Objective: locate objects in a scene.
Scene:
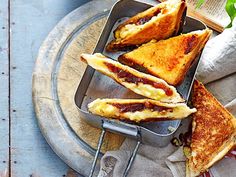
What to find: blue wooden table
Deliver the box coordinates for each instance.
[0,0,90,176]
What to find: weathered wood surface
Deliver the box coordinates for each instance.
[10,0,89,176]
[0,0,9,176]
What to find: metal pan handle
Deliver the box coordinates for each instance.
[89,121,141,177]
[103,120,139,138]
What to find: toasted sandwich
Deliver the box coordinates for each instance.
[88,98,196,122]
[81,53,184,103]
[119,29,212,86]
[106,0,187,51]
[185,80,236,177]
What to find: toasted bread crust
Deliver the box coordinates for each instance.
[106,0,187,51]
[119,29,212,86]
[186,80,236,177]
[88,98,196,123]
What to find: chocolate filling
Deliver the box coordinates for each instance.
[111,102,173,113]
[104,62,173,96]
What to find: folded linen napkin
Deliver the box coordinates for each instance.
[98,19,236,177]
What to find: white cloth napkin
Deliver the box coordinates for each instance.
[98,19,236,177]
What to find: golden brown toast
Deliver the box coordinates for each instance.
[185,80,236,177]
[80,53,184,103]
[118,29,212,86]
[106,0,187,51]
[88,98,196,123]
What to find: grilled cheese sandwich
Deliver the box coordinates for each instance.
[81,53,184,103]
[106,0,187,51]
[119,29,212,86]
[88,98,196,122]
[185,80,236,177]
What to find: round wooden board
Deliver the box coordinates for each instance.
[32,0,125,175]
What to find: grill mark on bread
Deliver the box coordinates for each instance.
[104,62,173,96]
[184,35,197,54]
[191,81,235,168]
[186,80,236,176]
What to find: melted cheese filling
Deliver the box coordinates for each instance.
[88,99,196,122]
[123,106,193,121]
[123,82,167,101]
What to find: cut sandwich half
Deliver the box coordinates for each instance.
[81,53,184,103]
[119,29,212,86]
[106,0,187,51]
[185,80,236,177]
[88,98,196,122]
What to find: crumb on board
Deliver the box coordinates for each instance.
[168,126,176,132]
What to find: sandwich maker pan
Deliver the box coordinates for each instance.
[74,0,206,176]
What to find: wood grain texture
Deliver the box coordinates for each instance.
[10,0,89,176]
[0,0,9,176]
